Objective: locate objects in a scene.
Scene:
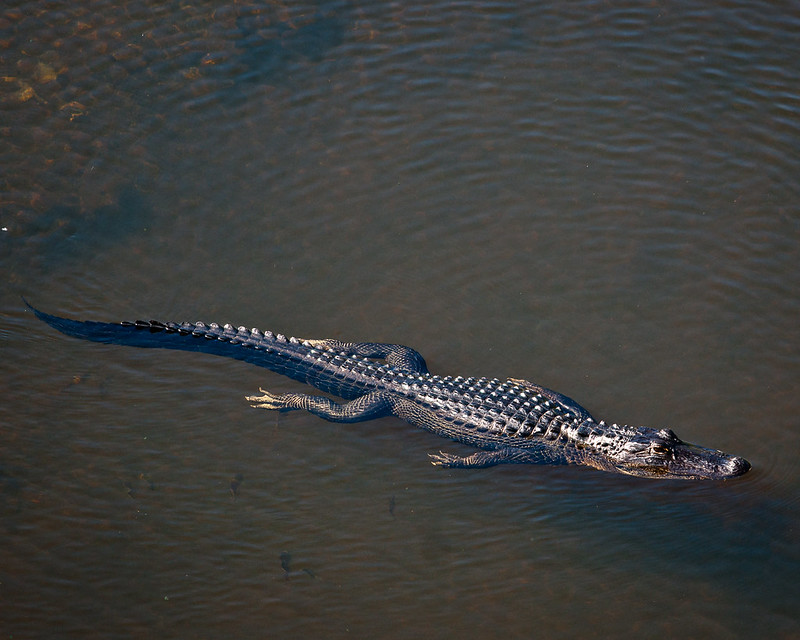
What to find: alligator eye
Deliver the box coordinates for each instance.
[650,444,670,456]
[658,428,678,442]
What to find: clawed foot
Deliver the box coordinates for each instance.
[428,450,464,467]
[246,387,288,411]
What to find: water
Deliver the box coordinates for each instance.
[2,0,799,637]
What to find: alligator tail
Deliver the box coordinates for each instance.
[25,299,154,345]
[23,299,322,388]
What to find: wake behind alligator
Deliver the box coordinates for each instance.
[28,303,750,480]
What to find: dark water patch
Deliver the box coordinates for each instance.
[235,5,347,79]
[10,184,154,273]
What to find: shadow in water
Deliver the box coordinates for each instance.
[233,6,348,84]
[23,184,155,271]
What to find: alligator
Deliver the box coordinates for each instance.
[28,303,750,480]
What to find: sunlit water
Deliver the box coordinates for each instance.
[2,1,799,638]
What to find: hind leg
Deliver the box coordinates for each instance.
[306,339,429,374]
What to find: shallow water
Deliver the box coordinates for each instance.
[2,1,799,638]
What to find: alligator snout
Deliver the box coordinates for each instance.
[724,455,751,477]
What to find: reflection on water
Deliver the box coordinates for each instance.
[1,0,799,638]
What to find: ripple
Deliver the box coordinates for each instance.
[3,0,800,638]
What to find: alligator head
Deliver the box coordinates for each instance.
[607,427,750,480]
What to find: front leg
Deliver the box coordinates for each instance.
[246,388,396,423]
[429,447,545,468]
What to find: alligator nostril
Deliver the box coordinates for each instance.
[728,456,751,476]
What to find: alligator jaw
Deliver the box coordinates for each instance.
[615,441,751,480]
[672,444,751,480]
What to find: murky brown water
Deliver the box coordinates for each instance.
[2,1,799,638]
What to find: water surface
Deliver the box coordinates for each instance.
[2,1,799,638]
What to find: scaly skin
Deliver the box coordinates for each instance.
[27,303,750,480]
